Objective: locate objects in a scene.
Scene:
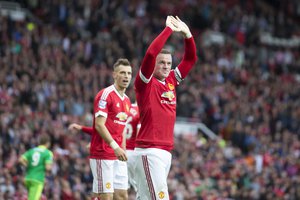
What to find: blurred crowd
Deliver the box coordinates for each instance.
[0,0,300,199]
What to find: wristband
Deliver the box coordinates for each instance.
[110,140,119,150]
[185,32,192,39]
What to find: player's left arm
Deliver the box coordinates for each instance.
[45,151,53,171]
[174,16,198,81]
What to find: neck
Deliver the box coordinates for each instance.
[154,74,165,82]
[114,84,125,96]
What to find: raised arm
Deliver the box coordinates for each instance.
[139,16,180,80]
[175,16,197,80]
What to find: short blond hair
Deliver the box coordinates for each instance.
[113,58,131,71]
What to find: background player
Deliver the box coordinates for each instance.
[19,134,53,200]
[133,16,197,199]
[123,99,140,193]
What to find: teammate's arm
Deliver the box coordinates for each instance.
[68,123,93,135]
[95,116,128,161]
[174,16,197,80]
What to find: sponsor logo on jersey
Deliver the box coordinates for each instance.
[114,112,128,125]
[161,91,175,101]
[168,83,174,90]
[116,112,128,121]
[158,191,165,199]
[98,100,107,109]
[106,182,111,189]
[161,100,176,105]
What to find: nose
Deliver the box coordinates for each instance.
[125,73,131,78]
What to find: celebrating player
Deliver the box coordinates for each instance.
[133,16,197,199]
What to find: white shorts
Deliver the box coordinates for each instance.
[134,148,172,200]
[90,159,128,193]
[127,150,137,191]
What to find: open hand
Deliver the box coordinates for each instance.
[166,15,180,32]
[176,16,192,38]
[68,123,82,131]
[114,147,128,162]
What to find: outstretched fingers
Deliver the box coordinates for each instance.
[166,15,180,32]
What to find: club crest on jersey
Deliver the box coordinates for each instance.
[130,108,137,116]
[158,191,165,199]
[116,112,128,121]
[126,104,129,112]
[105,182,111,189]
[98,100,107,109]
[168,83,174,90]
[161,91,175,101]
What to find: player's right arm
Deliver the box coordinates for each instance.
[135,16,179,88]
[18,155,28,167]
[95,116,128,161]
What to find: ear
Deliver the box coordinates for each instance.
[112,71,117,79]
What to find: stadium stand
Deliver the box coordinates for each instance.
[0,0,299,199]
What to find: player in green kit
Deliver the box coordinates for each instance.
[19,134,53,200]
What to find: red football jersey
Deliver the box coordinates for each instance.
[125,103,140,150]
[134,27,197,151]
[134,71,179,151]
[90,85,131,159]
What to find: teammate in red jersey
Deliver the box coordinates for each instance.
[69,100,140,193]
[90,58,132,200]
[123,101,140,192]
[133,16,197,199]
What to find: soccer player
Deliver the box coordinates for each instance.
[19,134,53,200]
[123,101,140,192]
[68,99,140,193]
[133,16,197,199]
[90,58,132,200]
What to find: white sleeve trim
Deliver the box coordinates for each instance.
[95,110,107,118]
[175,67,183,82]
[139,70,152,84]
